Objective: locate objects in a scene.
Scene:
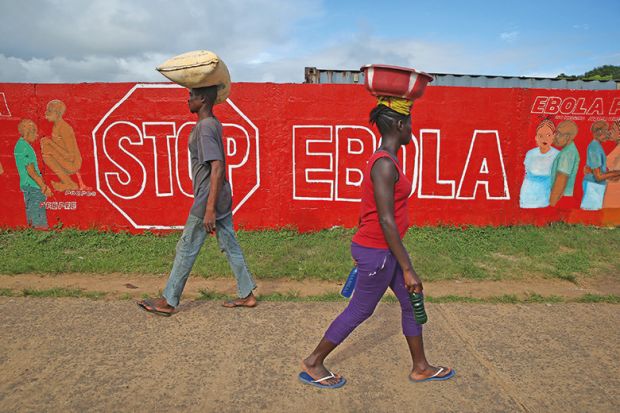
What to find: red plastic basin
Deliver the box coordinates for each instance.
[360,64,433,100]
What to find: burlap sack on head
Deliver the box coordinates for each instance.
[156,50,231,104]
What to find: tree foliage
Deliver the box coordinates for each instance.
[556,65,620,81]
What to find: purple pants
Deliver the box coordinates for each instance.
[324,242,422,345]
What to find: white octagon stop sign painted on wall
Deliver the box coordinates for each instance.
[92,84,260,229]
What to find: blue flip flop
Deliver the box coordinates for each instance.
[409,367,456,383]
[298,371,346,389]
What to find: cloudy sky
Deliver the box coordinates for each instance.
[1,0,619,83]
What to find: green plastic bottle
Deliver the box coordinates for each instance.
[409,292,428,324]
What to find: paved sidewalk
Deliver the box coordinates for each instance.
[0,297,618,412]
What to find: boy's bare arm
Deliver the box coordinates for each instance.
[64,123,80,156]
[25,164,52,196]
[592,167,620,182]
[203,160,224,233]
[46,127,68,152]
[53,123,80,160]
[549,173,568,207]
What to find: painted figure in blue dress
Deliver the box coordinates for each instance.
[520,119,559,208]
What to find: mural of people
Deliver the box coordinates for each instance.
[519,119,559,208]
[13,119,52,228]
[41,99,91,191]
[549,120,580,207]
[580,121,620,210]
[602,120,620,209]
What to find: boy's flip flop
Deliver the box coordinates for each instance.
[222,299,257,308]
[298,371,346,389]
[409,367,456,383]
[137,299,175,317]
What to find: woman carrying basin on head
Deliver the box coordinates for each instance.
[299,66,455,388]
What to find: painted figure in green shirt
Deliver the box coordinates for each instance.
[549,120,580,207]
[13,119,52,228]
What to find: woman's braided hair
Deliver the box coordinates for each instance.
[369,104,409,135]
[536,118,555,133]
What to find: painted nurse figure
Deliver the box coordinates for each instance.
[519,119,559,208]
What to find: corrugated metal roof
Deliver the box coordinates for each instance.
[304,67,620,90]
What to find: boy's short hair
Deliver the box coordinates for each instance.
[17,119,36,135]
[47,99,67,116]
[591,120,609,134]
[557,120,578,137]
[191,86,218,105]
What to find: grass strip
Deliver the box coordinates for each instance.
[0,288,107,300]
[573,293,620,303]
[1,224,618,282]
[0,288,617,304]
[0,288,15,297]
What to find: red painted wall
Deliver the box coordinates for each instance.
[1,82,619,232]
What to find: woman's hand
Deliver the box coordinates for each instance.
[403,269,423,294]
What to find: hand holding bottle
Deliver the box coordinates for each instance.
[403,268,423,294]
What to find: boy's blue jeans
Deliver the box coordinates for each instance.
[162,213,256,307]
[22,187,48,228]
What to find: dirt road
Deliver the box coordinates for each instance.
[1,297,618,412]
